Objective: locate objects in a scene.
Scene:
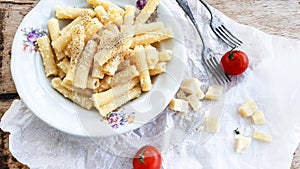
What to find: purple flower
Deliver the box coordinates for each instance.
[103,110,136,129]
[111,124,119,129]
[136,0,147,10]
[119,117,126,125]
[27,31,40,44]
[21,27,47,53]
[109,112,118,117]
[109,117,119,123]
[108,112,119,123]
[22,28,46,45]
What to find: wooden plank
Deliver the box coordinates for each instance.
[0,2,38,94]
[206,0,300,40]
[0,0,37,4]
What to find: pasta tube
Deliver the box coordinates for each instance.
[37,36,58,77]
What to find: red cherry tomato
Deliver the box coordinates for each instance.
[221,50,249,75]
[133,145,162,169]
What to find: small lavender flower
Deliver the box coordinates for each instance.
[21,27,47,53]
[103,110,136,129]
[119,117,126,126]
[111,124,119,129]
[23,28,46,45]
[109,112,118,117]
[108,112,119,123]
[27,29,41,44]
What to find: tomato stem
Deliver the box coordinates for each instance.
[228,51,235,60]
[138,146,147,165]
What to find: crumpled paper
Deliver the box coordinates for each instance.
[1,0,300,168]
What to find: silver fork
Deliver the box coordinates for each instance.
[176,0,231,84]
[199,0,243,48]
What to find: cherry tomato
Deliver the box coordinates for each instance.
[133,145,162,169]
[221,50,249,75]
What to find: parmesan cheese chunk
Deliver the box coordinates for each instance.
[205,115,220,133]
[253,129,272,142]
[238,99,258,117]
[205,85,223,100]
[145,45,159,69]
[197,89,205,100]
[176,90,187,100]
[180,78,201,94]
[187,95,202,111]
[251,110,266,124]
[235,136,252,153]
[149,62,166,76]
[169,98,189,113]
[158,50,172,62]
[180,78,205,99]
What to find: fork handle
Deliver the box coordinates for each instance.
[175,0,204,45]
[198,0,213,19]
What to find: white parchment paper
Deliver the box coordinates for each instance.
[1,0,300,168]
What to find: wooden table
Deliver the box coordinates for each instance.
[0,0,299,168]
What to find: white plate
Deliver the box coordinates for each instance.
[11,0,186,137]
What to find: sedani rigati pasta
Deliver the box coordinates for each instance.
[36,0,174,117]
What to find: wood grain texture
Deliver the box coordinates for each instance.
[0,0,299,168]
[0,1,38,93]
[206,0,300,40]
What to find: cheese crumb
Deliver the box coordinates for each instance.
[195,125,204,132]
[238,99,258,117]
[244,127,251,137]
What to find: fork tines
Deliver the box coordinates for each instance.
[199,0,243,48]
[214,25,243,48]
[204,57,231,84]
